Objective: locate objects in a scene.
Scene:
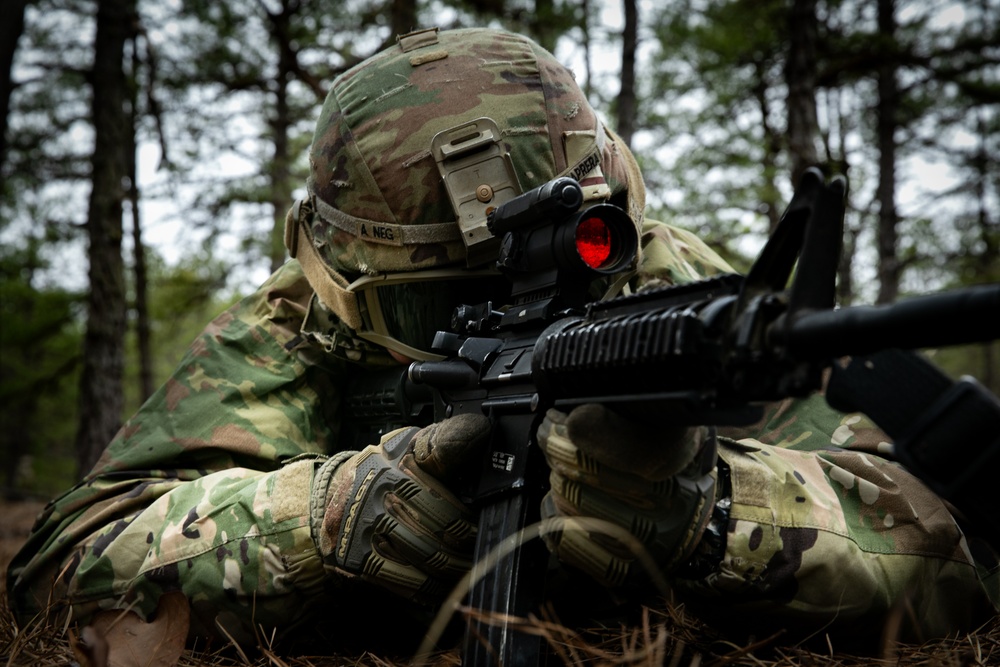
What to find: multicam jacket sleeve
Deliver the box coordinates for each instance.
[8,220,998,649]
[701,397,998,645]
[7,261,354,644]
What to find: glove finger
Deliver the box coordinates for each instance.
[355,446,477,569]
[411,413,491,484]
[539,412,674,500]
[372,507,473,578]
[544,468,715,572]
[359,552,459,605]
[564,404,701,480]
[548,468,670,523]
[384,478,478,553]
[540,492,636,588]
[377,423,479,539]
[325,431,474,574]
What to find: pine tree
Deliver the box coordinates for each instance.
[75,0,136,475]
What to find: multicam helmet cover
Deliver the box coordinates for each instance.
[286,26,644,290]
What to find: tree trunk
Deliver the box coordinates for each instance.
[581,0,594,100]
[130,43,153,402]
[616,0,638,147]
[752,64,782,233]
[785,0,821,186]
[390,0,418,37]
[824,87,857,306]
[973,112,998,389]
[837,221,858,305]
[875,0,900,305]
[75,0,134,476]
[0,0,28,170]
[532,0,558,54]
[268,0,295,274]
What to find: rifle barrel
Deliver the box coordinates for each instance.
[776,284,1000,359]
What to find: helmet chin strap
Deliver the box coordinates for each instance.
[284,199,364,331]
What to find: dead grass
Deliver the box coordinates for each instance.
[2,498,997,666]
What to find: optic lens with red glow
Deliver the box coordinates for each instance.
[575,216,614,269]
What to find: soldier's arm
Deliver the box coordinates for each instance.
[622,228,997,640]
[7,261,348,643]
[634,218,736,288]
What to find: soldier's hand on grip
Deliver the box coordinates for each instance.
[316,414,489,604]
[537,404,718,587]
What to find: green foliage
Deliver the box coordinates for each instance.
[1,0,92,487]
[639,0,998,304]
[122,250,242,417]
[930,343,1000,396]
[0,239,83,497]
[0,239,242,496]
[641,0,790,262]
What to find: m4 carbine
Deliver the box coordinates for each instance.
[345,169,1000,666]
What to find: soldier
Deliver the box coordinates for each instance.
[8,26,997,657]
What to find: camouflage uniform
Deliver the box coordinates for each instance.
[8,26,997,651]
[9,227,997,647]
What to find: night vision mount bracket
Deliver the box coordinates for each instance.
[432,118,523,268]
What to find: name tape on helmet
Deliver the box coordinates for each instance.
[562,126,611,201]
[306,180,462,247]
[567,149,601,183]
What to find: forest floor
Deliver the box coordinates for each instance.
[1,497,997,666]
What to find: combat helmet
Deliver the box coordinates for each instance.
[285,26,646,360]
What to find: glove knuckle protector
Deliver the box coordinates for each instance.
[317,416,488,603]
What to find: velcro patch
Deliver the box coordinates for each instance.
[398,27,440,52]
[411,50,448,66]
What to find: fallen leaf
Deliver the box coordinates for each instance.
[85,591,190,667]
[70,624,110,667]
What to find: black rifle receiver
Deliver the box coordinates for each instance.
[343,170,1000,666]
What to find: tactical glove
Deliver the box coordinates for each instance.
[316,414,489,604]
[537,404,718,588]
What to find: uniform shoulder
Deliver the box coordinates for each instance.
[637,218,736,287]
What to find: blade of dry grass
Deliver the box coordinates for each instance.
[2,498,998,667]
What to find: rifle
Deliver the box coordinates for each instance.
[344,169,1000,666]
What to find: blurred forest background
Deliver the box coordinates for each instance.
[1,0,997,499]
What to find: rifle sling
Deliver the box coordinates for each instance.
[826,348,1000,546]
